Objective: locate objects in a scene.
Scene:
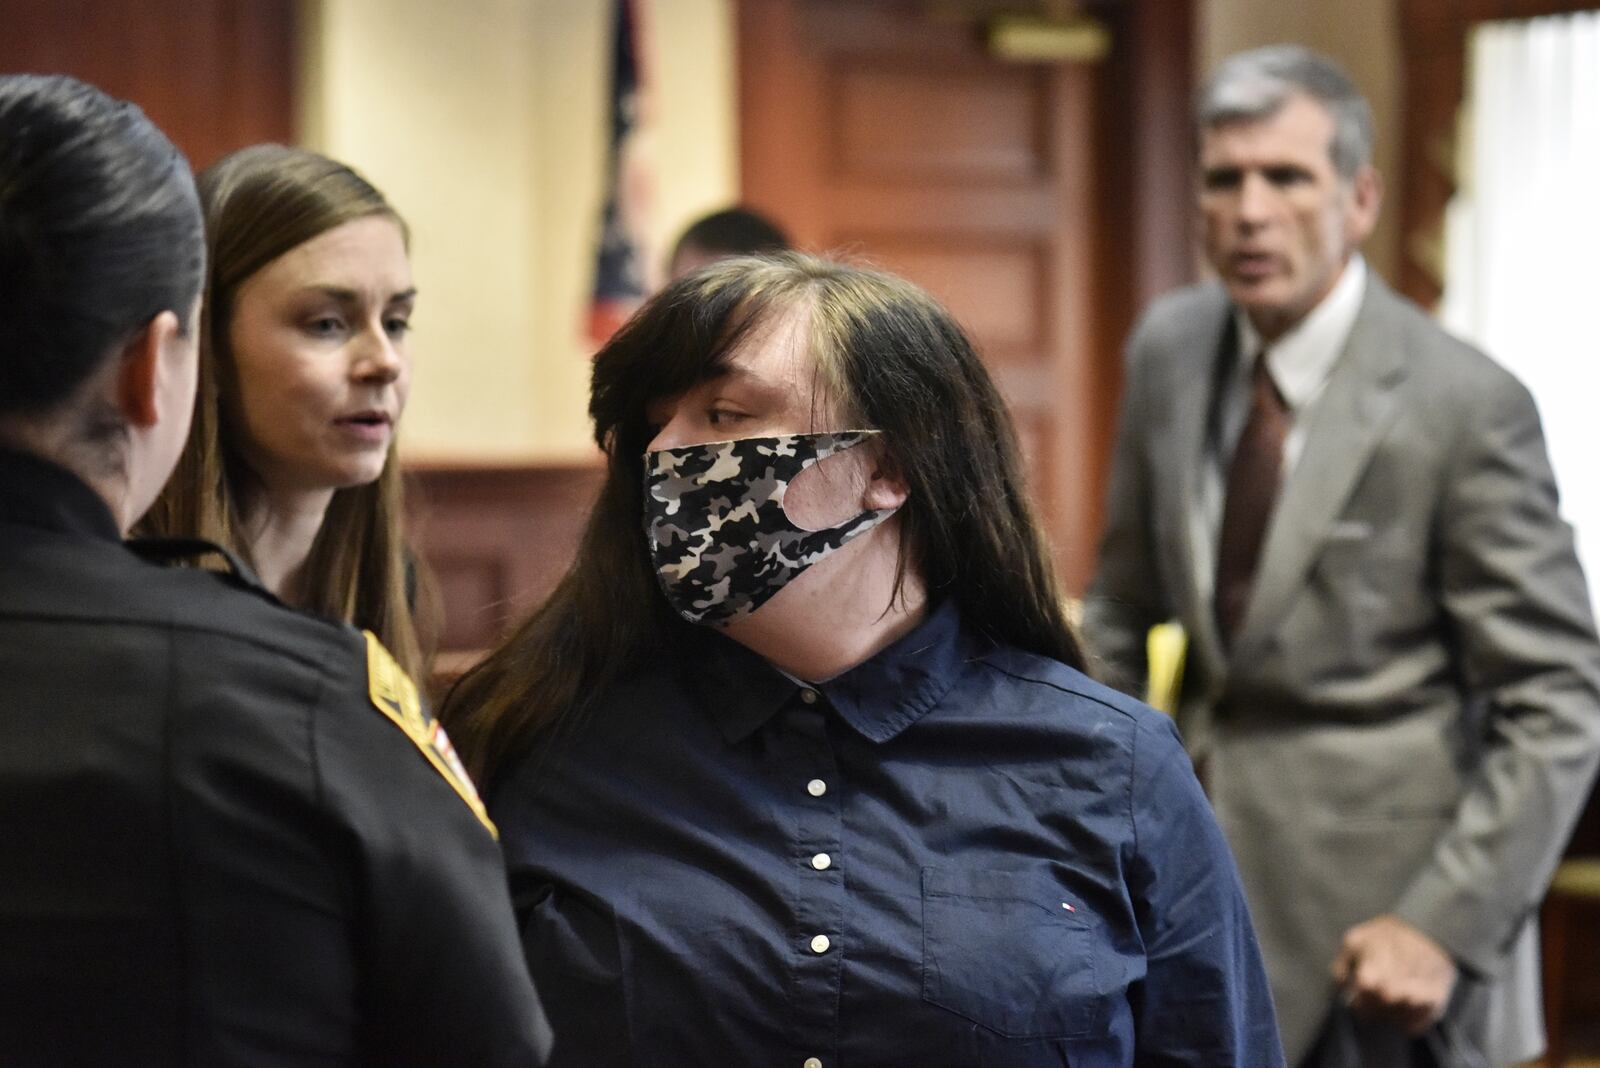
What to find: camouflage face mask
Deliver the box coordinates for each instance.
[644,430,899,626]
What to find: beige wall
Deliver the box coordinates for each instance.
[301,0,737,462]
[1199,0,1403,283]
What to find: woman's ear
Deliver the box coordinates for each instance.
[114,313,171,428]
[863,443,909,511]
[115,310,191,429]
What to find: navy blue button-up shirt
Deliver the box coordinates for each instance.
[493,601,1283,1066]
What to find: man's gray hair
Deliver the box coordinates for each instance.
[1198,45,1374,179]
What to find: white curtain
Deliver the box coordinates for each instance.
[1440,11,1600,616]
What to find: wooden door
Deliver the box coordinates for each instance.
[738,0,1187,594]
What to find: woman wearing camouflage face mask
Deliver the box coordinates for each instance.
[442,253,1283,1065]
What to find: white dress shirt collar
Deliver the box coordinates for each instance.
[1234,255,1368,411]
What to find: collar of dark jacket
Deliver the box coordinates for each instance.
[688,598,980,746]
[0,445,122,543]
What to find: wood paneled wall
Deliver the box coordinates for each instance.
[0,0,296,170]
[405,462,603,674]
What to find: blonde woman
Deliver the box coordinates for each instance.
[144,145,428,677]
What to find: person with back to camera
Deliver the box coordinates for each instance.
[441,252,1285,1065]
[0,74,552,1065]
[1083,44,1600,1066]
[666,204,791,280]
[141,144,431,679]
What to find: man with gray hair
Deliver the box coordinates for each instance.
[1085,44,1600,1066]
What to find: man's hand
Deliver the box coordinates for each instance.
[1331,915,1458,1035]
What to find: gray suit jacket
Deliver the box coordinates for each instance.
[1084,275,1600,1066]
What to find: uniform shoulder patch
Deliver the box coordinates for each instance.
[363,631,496,838]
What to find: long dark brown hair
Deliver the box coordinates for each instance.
[139,145,430,678]
[442,252,1082,784]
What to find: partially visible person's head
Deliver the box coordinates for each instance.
[667,207,790,281]
[0,74,204,525]
[1195,45,1381,341]
[1200,45,1373,180]
[143,145,427,674]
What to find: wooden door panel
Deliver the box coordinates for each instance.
[741,0,1103,589]
[822,186,1060,230]
[841,238,1051,361]
[829,63,1050,182]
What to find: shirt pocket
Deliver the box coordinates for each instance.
[920,867,1106,1040]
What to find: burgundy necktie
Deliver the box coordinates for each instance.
[1214,351,1290,646]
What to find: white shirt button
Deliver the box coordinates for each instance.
[800,688,818,705]
[804,1059,823,1068]
[810,934,831,954]
[811,852,832,871]
[807,778,827,797]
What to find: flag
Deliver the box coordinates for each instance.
[588,0,654,348]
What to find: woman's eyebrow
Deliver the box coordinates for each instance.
[720,365,787,397]
[294,285,419,304]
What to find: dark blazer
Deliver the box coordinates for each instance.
[0,448,552,1066]
[1084,275,1600,1065]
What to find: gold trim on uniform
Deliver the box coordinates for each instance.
[364,631,497,838]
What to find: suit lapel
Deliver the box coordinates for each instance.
[1229,279,1410,661]
[1157,295,1233,686]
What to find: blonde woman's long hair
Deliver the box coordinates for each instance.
[141,145,430,679]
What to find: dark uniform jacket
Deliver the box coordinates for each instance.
[0,448,552,1066]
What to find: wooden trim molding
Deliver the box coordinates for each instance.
[1091,0,1197,491]
[1397,0,1600,309]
